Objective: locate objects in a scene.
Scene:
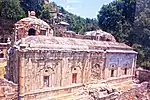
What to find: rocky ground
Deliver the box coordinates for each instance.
[74,81,150,100]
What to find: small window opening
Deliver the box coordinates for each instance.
[4,38,7,43]
[28,28,36,36]
[111,70,114,77]
[72,73,77,83]
[74,68,76,70]
[0,38,3,43]
[124,68,128,75]
[0,38,7,43]
[45,70,48,72]
[106,39,110,41]
[0,50,4,58]
[44,76,49,87]
[0,53,4,58]
[40,30,46,35]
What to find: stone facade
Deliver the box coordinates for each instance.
[6,11,138,100]
[0,78,18,100]
[11,38,137,100]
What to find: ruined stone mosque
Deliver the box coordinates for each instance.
[0,11,137,100]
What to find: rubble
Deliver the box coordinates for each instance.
[74,85,119,100]
[75,81,150,100]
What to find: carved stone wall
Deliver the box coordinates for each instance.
[19,51,94,99]
[90,52,103,80]
[0,78,18,100]
[105,53,136,79]
[15,50,136,100]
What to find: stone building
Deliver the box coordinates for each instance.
[57,21,70,32]
[14,11,53,41]
[6,11,137,100]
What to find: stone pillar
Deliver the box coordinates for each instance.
[61,58,69,86]
[132,54,137,76]
[102,51,106,79]
[19,56,25,99]
[83,58,90,83]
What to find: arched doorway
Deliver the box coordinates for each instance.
[28,28,36,36]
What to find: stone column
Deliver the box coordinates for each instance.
[61,58,69,86]
[132,54,137,76]
[102,51,106,79]
[19,56,25,98]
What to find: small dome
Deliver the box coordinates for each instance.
[15,16,50,29]
[85,30,116,42]
[14,11,53,40]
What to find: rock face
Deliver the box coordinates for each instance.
[0,78,18,100]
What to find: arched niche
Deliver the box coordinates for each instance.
[42,66,55,88]
[109,64,117,77]
[71,66,82,84]
[91,64,101,79]
[92,64,101,72]
[122,63,130,75]
[28,28,36,36]
[109,63,118,70]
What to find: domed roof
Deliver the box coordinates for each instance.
[15,11,50,29]
[85,30,116,42]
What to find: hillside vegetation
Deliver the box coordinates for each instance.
[0,0,99,34]
[97,0,150,69]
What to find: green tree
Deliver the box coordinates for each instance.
[130,0,150,68]
[20,0,44,16]
[40,3,55,24]
[0,0,25,20]
[97,0,150,69]
[97,0,136,42]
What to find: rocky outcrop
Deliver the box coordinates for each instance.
[75,81,150,100]
[0,78,18,100]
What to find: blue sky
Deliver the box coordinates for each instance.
[51,0,113,18]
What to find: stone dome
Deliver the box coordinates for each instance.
[14,11,53,40]
[16,16,50,29]
[85,30,116,42]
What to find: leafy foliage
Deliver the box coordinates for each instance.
[0,0,25,20]
[97,0,150,69]
[1,0,149,69]
[50,2,99,34]
[97,0,136,42]
[66,14,99,34]
[20,0,44,16]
